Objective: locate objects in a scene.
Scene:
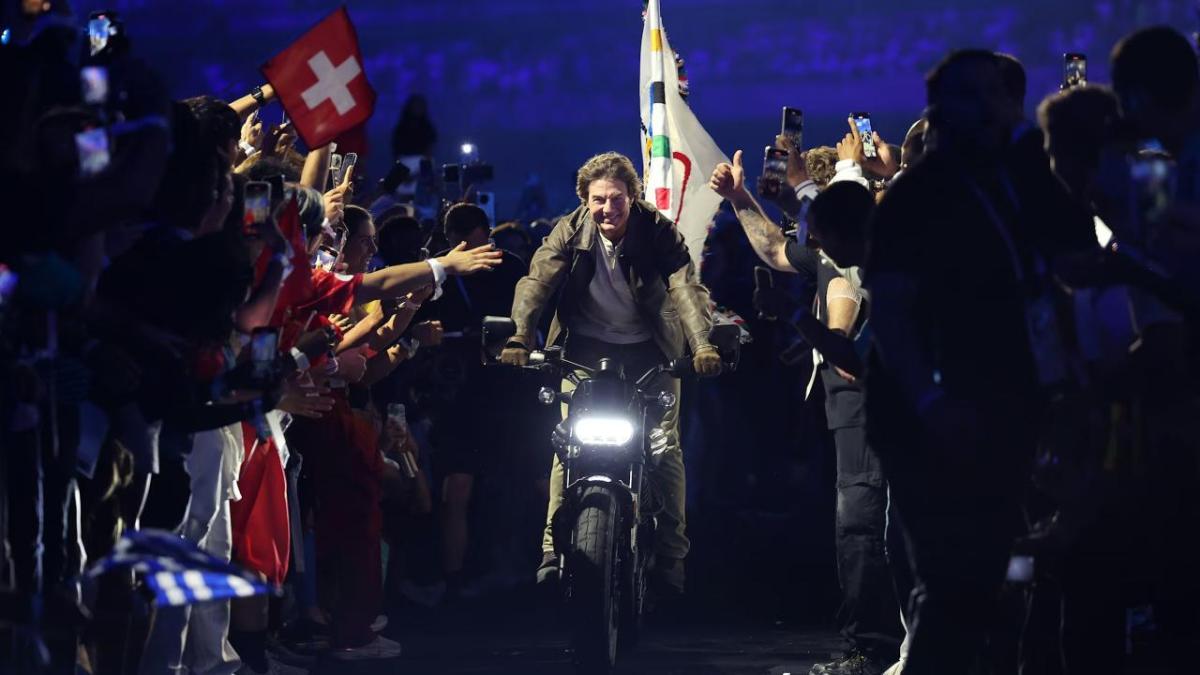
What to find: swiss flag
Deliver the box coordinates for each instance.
[253,196,314,327]
[262,6,376,149]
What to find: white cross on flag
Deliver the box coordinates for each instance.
[262,6,376,148]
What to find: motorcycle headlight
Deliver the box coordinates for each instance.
[573,417,635,447]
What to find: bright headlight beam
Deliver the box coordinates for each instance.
[573,417,635,447]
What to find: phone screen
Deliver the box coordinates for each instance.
[315,248,337,272]
[80,66,109,105]
[329,154,343,188]
[341,152,359,185]
[1130,151,1175,241]
[87,16,111,57]
[1063,53,1087,89]
[243,181,271,233]
[1006,555,1034,583]
[853,113,877,158]
[75,128,110,176]
[760,147,789,198]
[251,328,279,379]
[781,107,804,149]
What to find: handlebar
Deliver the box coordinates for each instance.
[521,349,690,389]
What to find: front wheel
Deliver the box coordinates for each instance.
[565,485,622,674]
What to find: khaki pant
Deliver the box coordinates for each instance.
[541,337,689,561]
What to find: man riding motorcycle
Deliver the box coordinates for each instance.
[500,151,722,595]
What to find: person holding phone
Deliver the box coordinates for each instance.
[710,155,903,675]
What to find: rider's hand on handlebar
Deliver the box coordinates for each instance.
[500,339,531,367]
[692,345,723,378]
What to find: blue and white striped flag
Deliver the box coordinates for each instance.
[86,529,273,607]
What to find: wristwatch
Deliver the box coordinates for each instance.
[251,85,266,105]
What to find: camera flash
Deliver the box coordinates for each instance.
[461,143,475,156]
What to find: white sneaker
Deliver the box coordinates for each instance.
[398,579,446,607]
[328,635,403,661]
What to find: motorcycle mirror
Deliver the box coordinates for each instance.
[481,315,516,359]
[708,323,743,370]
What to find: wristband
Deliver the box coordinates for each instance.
[425,258,446,301]
[289,347,310,372]
[239,140,257,157]
[251,85,266,105]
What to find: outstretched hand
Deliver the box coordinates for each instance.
[438,241,504,276]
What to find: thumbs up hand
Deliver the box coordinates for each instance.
[708,149,746,200]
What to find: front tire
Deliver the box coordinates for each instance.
[566,486,621,674]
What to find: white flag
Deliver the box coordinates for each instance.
[640,0,729,270]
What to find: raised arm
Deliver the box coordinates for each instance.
[708,150,797,273]
[230,83,276,120]
[301,144,333,191]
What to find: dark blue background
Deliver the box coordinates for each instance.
[83,0,1195,218]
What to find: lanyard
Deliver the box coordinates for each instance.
[454,275,475,315]
[964,174,1045,285]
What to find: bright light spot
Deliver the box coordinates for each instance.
[574,417,635,447]
[460,143,475,156]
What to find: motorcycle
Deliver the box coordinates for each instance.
[483,317,741,674]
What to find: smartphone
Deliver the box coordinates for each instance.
[267,173,286,210]
[1063,53,1087,89]
[243,181,271,235]
[852,113,878,158]
[1129,147,1175,242]
[329,153,344,189]
[340,152,358,186]
[80,66,109,106]
[1006,555,1034,583]
[314,248,338,272]
[251,327,279,380]
[87,14,112,57]
[75,127,110,176]
[442,163,461,185]
[781,106,804,149]
[759,146,789,199]
[754,266,774,291]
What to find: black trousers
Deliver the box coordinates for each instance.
[873,413,1034,675]
[833,425,902,662]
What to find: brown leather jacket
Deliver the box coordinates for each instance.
[510,200,713,359]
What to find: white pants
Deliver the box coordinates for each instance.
[140,428,241,675]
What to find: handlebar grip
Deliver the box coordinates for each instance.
[528,351,546,365]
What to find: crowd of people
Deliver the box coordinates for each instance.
[705,28,1200,675]
[1,2,1199,675]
